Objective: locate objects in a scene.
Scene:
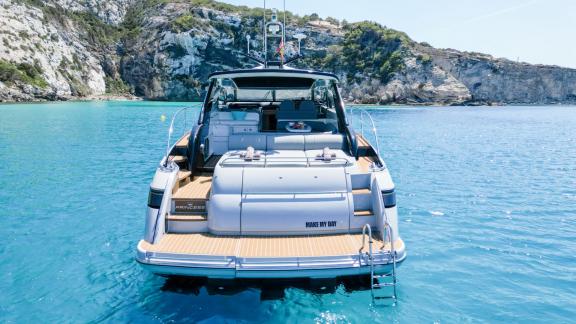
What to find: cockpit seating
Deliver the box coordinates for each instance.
[276,100,317,130]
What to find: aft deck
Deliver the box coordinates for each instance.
[140,233,403,258]
[137,233,406,278]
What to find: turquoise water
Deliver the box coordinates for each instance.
[1,101,575,323]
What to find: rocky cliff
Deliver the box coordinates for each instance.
[1,0,575,105]
[0,0,132,102]
[48,0,134,25]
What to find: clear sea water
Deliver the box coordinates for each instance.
[0,101,575,323]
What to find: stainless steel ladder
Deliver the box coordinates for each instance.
[360,224,398,303]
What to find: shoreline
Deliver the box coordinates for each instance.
[1,96,575,107]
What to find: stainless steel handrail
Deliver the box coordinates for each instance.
[348,108,381,155]
[219,156,352,168]
[164,107,189,167]
[384,221,398,298]
[151,168,179,244]
[242,192,346,196]
[359,223,373,255]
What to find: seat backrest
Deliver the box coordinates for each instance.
[277,100,317,121]
[276,100,296,120]
[212,111,259,124]
[212,111,234,121]
[228,134,267,150]
[304,134,345,150]
[266,135,305,150]
[295,100,317,119]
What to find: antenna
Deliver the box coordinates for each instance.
[243,33,265,65]
[294,33,306,55]
[263,0,267,65]
[246,34,251,54]
[259,1,291,68]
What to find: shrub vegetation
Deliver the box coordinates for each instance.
[0,59,49,88]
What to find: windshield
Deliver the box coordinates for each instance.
[227,89,311,101]
[205,76,342,133]
[210,77,337,106]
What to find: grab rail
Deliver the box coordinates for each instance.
[164,107,189,167]
[359,223,374,255]
[242,192,347,196]
[219,156,352,168]
[151,168,179,244]
[348,108,381,155]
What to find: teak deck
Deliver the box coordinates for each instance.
[175,134,189,147]
[356,134,371,149]
[357,156,376,172]
[142,233,403,258]
[173,174,212,199]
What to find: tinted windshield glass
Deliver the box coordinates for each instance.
[206,76,341,133]
[210,77,336,104]
[230,89,311,101]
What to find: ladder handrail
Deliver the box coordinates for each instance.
[360,224,375,301]
[164,107,189,167]
[359,223,374,255]
[383,221,398,299]
[360,224,374,301]
[360,221,398,303]
[348,108,381,155]
[379,186,398,301]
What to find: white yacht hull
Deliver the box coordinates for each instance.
[138,68,408,283]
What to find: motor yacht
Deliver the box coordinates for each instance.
[136,7,406,297]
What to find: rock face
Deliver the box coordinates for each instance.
[0,0,110,101]
[120,3,252,101]
[1,0,575,105]
[415,44,576,104]
[340,55,472,105]
[47,0,135,25]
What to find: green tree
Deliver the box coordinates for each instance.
[341,21,408,82]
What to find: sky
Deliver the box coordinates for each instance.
[220,0,576,68]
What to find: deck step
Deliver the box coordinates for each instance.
[167,214,207,221]
[170,155,187,163]
[178,170,191,182]
[352,187,372,211]
[173,174,212,200]
[350,173,371,190]
[175,135,189,148]
[166,214,208,233]
[354,210,374,217]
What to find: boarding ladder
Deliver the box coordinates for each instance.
[360,223,398,303]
